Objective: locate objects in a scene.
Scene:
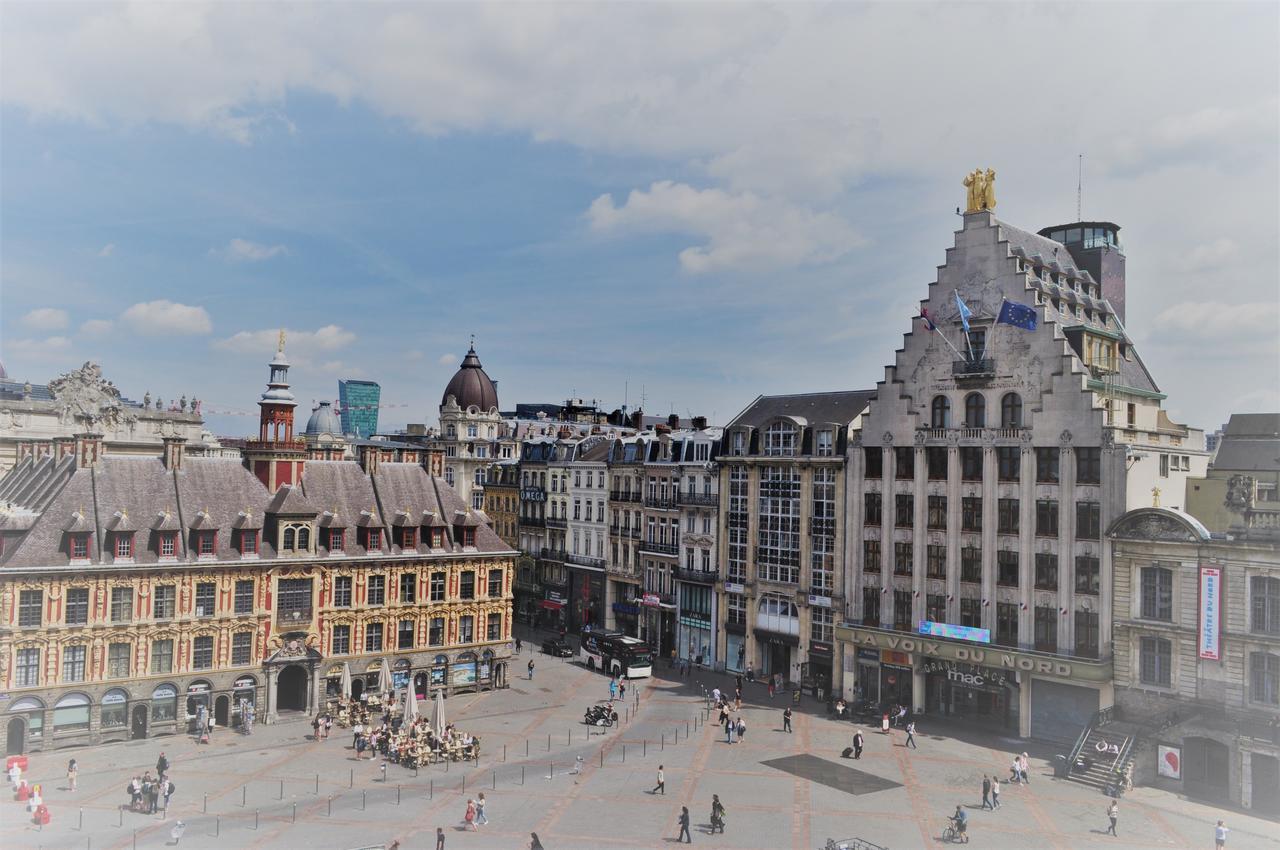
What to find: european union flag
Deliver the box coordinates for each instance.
[997,300,1037,331]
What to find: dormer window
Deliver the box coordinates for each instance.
[430,528,445,549]
[239,531,258,555]
[280,522,313,555]
[816,429,834,457]
[195,531,216,558]
[398,527,417,550]
[363,528,383,551]
[159,532,177,559]
[731,431,745,456]
[763,421,797,456]
[114,533,134,560]
[69,534,90,561]
[327,528,345,552]
[461,527,477,547]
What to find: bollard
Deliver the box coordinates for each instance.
[397,785,402,805]
[279,779,284,799]
[643,739,647,757]
[203,793,208,813]
[79,807,84,831]
[446,756,450,773]
[293,802,297,823]
[503,744,507,762]
[414,765,419,779]
[349,769,354,788]
[521,766,525,785]
[526,739,530,757]
[492,771,496,790]
[600,749,604,768]
[662,733,665,751]
[242,785,247,807]
[133,829,137,850]
[567,730,571,746]
[362,790,366,811]
[119,809,124,828]
[254,809,259,830]
[328,796,332,817]
[430,780,434,800]
[550,762,554,779]
[462,773,466,793]
[547,733,551,751]
[315,774,319,795]
[623,743,627,762]
[216,816,221,837]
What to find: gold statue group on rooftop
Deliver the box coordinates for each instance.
[963,167,997,213]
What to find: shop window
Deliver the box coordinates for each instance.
[101,689,128,729]
[151,684,178,723]
[53,693,92,732]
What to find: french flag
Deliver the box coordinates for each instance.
[918,308,938,332]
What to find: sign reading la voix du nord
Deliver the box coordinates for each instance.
[834,624,1112,682]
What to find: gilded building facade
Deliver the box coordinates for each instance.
[0,342,514,755]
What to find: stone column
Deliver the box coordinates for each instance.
[265,666,279,724]
[880,443,894,625]
[912,441,927,625]
[945,441,962,623]
[1019,438,1035,648]
[981,439,998,632]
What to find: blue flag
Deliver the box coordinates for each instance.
[954,291,973,332]
[997,300,1037,330]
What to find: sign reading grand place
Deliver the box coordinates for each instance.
[835,623,1113,682]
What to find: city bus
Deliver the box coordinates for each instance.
[579,631,653,679]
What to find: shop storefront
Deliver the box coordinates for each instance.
[677,583,714,666]
[834,623,1113,739]
[725,627,747,674]
[568,569,605,634]
[755,629,799,682]
[538,589,567,631]
[803,641,833,700]
[611,600,640,637]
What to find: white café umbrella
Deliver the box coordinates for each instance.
[403,682,419,723]
[379,658,393,694]
[340,662,353,699]
[430,689,446,735]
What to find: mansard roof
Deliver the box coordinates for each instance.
[727,390,876,431]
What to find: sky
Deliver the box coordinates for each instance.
[1,2,1277,438]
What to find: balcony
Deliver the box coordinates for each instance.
[540,549,568,564]
[674,566,717,585]
[610,524,641,539]
[567,553,606,570]
[952,357,995,379]
[610,490,641,503]
[519,516,546,528]
[915,426,1029,443]
[546,516,568,530]
[639,539,679,557]
[678,491,719,507]
[643,495,679,510]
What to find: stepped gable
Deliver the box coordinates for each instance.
[176,457,277,560]
[0,465,98,568]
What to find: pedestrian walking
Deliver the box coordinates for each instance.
[66,759,78,792]
[991,776,1001,809]
[652,765,666,795]
[515,637,522,653]
[710,794,726,834]
[464,798,477,830]
[156,752,169,778]
[435,827,446,850]
[783,707,793,733]
[163,777,176,810]
[1105,800,1118,836]
[609,678,618,701]
[725,721,735,744]
[1019,752,1031,784]
[736,717,746,741]
[353,722,364,750]
[677,805,692,843]
[1215,819,1229,848]
[528,659,535,681]
[619,681,626,702]
[169,821,186,844]
[981,775,992,810]
[734,687,742,710]
[767,679,775,698]
[312,715,322,741]
[853,730,864,759]
[529,833,545,850]
[905,721,917,749]
[1009,756,1022,785]
[475,792,488,825]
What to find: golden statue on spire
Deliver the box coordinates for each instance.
[277,328,286,353]
[963,168,997,213]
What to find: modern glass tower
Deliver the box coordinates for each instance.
[338,379,380,438]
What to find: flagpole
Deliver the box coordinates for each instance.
[918,313,965,359]
[955,290,975,360]
[980,298,1005,361]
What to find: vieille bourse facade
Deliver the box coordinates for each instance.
[0,346,515,756]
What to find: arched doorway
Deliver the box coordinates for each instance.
[350,677,364,702]
[414,672,429,699]
[1184,737,1229,802]
[131,705,148,739]
[277,665,309,712]
[5,717,24,756]
[214,695,230,728]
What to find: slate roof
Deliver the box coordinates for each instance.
[1212,413,1280,472]
[727,390,876,430]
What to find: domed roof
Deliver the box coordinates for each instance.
[304,400,343,437]
[441,345,499,412]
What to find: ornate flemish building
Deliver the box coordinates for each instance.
[437,345,517,511]
[0,361,216,475]
[0,341,514,755]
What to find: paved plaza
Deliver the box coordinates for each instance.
[3,644,1271,850]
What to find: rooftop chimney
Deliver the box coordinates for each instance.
[692,416,707,431]
[667,413,680,429]
[73,432,103,469]
[162,436,187,470]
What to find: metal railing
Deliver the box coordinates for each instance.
[567,553,606,569]
[643,496,679,510]
[673,566,717,585]
[678,491,719,507]
[640,540,680,556]
[546,517,568,529]
[609,490,641,502]
[952,358,995,377]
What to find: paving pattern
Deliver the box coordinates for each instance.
[2,640,1273,850]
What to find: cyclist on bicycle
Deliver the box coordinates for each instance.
[950,805,968,842]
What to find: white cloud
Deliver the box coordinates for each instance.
[97,242,115,257]
[22,307,69,330]
[213,324,357,360]
[213,237,288,262]
[1182,238,1238,271]
[80,318,114,336]
[1153,301,1280,339]
[6,335,72,356]
[587,181,860,273]
[437,353,456,366]
[120,300,213,335]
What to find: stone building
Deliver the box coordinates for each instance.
[0,341,514,755]
[606,436,645,636]
[436,345,516,510]
[484,460,521,548]
[835,209,1199,741]
[565,440,610,633]
[717,391,871,695]
[0,361,216,475]
[1108,507,1279,815]
[1186,413,1280,534]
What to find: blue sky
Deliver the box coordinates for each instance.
[2,3,1277,437]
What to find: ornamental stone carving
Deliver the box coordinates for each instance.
[48,361,138,430]
[914,430,927,446]
[882,432,894,447]
[1112,513,1199,542]
[1225,475,1256,513]
[1059,429,1073,446]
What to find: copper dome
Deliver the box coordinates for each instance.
[441,345,499,411]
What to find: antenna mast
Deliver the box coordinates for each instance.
[1077,154,1083,220]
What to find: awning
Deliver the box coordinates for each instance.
[540,600,564,610]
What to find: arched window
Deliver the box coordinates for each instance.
[283,526,295,550]
[965,393,986,428]
[931,396,951,429]
[296,526,310,551]
[150,684,178,723]
[1001,393,1023,428]
[101,688,129,729]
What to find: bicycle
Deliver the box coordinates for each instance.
[942,820,969,844]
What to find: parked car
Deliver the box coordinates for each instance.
[542,638,574,657]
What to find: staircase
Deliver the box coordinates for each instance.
[1066,726,1133,791]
